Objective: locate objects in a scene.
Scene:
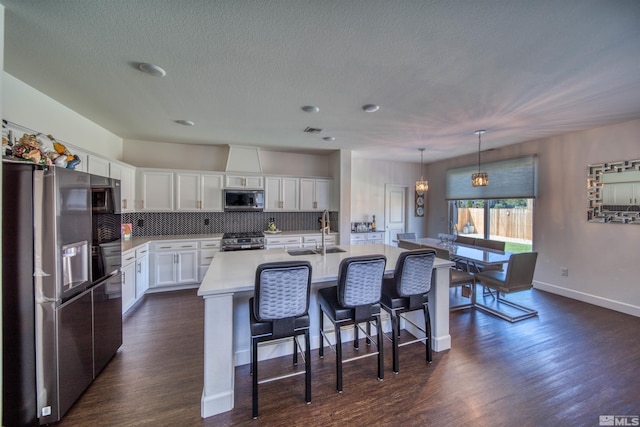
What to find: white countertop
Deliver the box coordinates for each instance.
[121,234,224,252]
[198,243,454,296]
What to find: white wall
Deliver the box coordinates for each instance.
[351,157,426,237]
[2,73,123,159]
[123,139,228,171]
[426,118,640,316]
[124,138,334,177]
[0,5,5,420]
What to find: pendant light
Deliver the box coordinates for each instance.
[415,148,429,192]
[471,130,489,187]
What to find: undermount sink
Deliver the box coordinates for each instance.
[287,247,347,256]
[287,249,317,256]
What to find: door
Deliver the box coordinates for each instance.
[384,184,406,246]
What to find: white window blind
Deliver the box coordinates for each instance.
[446,155,538,200]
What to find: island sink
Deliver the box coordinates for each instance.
[288,247,346,256]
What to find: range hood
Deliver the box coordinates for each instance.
[224,146,263,173]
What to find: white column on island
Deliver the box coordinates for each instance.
[201,293,234,418]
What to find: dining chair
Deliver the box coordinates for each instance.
[473,252,538,322]
[397,232,417,242]
[249,261,312,418]
[379,249,436,373]
[432,247,476,311]
[474,238,506,251]
[318,255,387,392]
[455,235,476,246]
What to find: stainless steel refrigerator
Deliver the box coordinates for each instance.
[3,162,123,426]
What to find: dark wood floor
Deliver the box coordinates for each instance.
[58,288,640,426]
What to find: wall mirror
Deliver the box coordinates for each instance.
[587,159,640,224]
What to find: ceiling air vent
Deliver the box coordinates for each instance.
[303,127,323,134]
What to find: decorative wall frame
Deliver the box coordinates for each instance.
[415,190,424,217]
[587,159,640,224]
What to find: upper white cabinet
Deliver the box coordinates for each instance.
[265,176,300,211]
[176,172,224,211]
[604,182,640,205]
[300,178,332,211]
[175,172,224,212]
[88,156,111,177]
[138,169,174,211]
[225,174,264,189]
[109,162,136,212]
[175,172,201,211]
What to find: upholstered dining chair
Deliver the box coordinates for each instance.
[474,252,538,322]
[397,232,417,240]
[249,261,312,418]
[432,247,476,312]
[318,255,387,392]
[379,249,437,373]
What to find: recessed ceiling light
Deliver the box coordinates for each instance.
[175,120,195,126]
[323,136,336,142]
[301,105,320,113]
[362,104,380,112]
[138,62,166,77]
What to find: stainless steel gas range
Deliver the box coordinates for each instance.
[221,232,265,251]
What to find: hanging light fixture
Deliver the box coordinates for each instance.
[471,130,489,187]
[415,148,429,192]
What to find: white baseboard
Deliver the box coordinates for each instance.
[534,280,640,317]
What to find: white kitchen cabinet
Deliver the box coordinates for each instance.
[265,236,302,249]
[350,232,384,245]
[109,162,136,212]
[135,245,149,298]
[613,182,640,205]
[175,172,201,211]
[199,239,221,281]
[88,155,111,178]
[201,174,224,211]
[69,146,90,173]
[302,234,336,248]
[150,241,199,288]
[300,178,332,211]
[265,176,300,211]
[138,169,174,211]
[225,174,263,189]
[121,250,136,314]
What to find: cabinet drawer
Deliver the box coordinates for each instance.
[350,234,367,242]
[266,236,302,245]
[368,233,384,240]
[199,240,221,249]
[200,249,217,266]
[152,241,198,251]
[303,235,322,243]
[122,249,136,265]
[135,245,149,258]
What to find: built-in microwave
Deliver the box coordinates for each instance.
[224,189,264,211]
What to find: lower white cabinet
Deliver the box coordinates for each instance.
[265,236,302,249]
[135,245,149,298]
[150,241,199,288]
[302,234,336,248]
[121,249,137,314]
[350,232,384,244]
[199,239,221,281]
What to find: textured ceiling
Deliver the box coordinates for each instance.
[3,0,640,163]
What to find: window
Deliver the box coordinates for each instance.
[451,198,533,253]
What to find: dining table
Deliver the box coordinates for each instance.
[398,237,514,309]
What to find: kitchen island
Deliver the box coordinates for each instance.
[197,243,454,418]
